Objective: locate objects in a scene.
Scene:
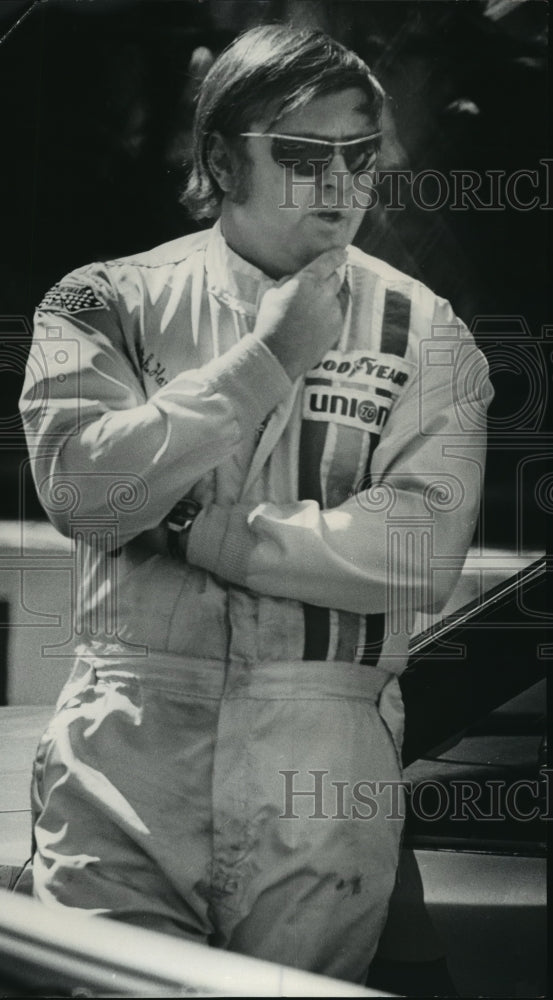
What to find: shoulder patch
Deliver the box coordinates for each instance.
[37,282,107,314]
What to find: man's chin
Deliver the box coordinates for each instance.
[297,236,350,269]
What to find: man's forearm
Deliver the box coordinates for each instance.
[21,327,291,547]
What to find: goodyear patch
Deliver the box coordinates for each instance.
[37,283,106,315]
[302,384,392,432]
[306,349,414,393]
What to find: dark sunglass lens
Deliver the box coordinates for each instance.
[346,139,379,172]
[272,139,331,176]
[346,141,379,173]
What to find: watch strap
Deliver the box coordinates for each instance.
[166,497,202,558]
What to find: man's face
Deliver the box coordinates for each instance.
[220,88,378,278]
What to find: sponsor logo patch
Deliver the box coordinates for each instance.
[306,349,413,393]
[302,385,392,432]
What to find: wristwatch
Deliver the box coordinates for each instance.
[166,497,202,559]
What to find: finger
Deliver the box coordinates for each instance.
[300,247,347,281]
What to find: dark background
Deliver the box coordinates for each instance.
[0,0,549,549]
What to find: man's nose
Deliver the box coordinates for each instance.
[320,150,351,186]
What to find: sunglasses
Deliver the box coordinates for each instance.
[240,131,382,176]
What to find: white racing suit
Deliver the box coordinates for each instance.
[20,221,493,982]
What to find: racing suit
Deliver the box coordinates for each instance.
[19,220,493,981]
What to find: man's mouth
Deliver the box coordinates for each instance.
[315,210,346,224]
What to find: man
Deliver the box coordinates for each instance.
[20,24,492,984]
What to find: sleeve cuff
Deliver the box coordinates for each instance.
[201,334,293,430]
[187,503,255,585]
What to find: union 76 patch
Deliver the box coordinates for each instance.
[303,384,393,432]
[37,282,106,315]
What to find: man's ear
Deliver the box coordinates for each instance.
[207,132,236,193]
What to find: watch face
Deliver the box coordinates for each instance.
[168,498,201,531]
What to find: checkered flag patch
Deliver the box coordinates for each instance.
[37,283,106,314]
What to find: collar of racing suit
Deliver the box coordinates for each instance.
[204,219,349,317]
